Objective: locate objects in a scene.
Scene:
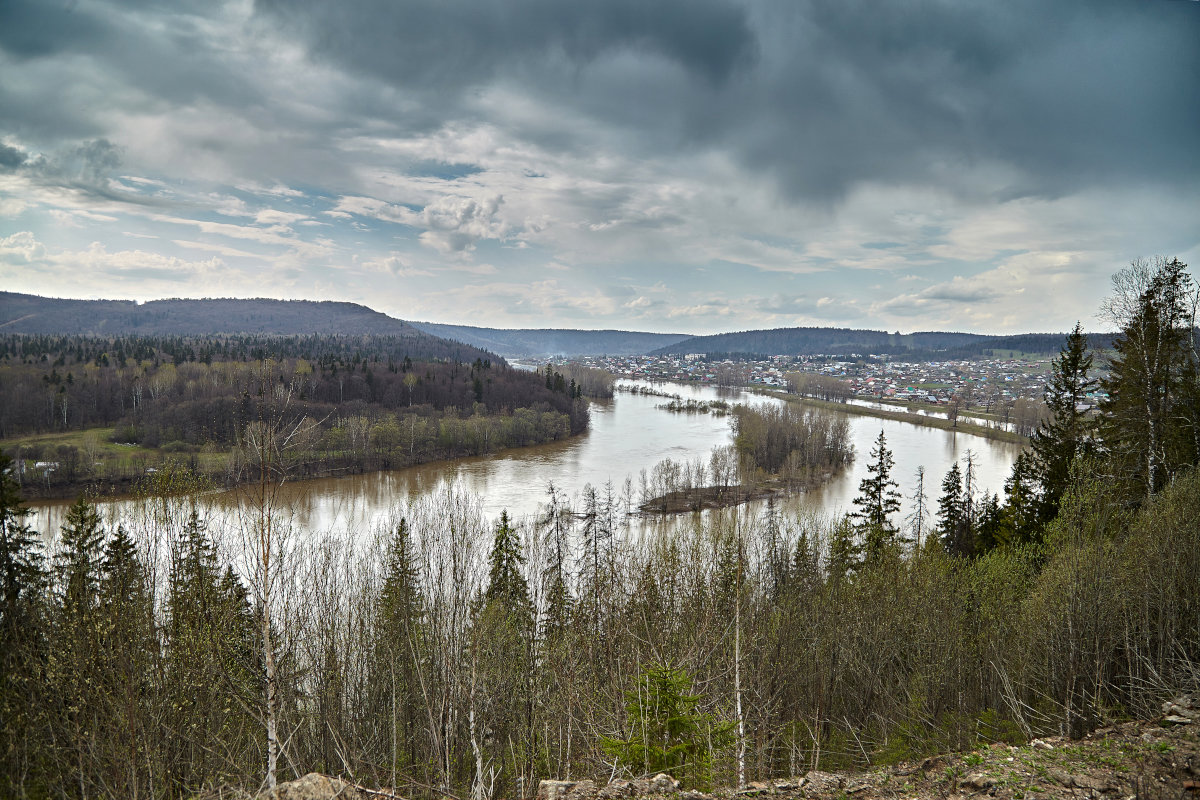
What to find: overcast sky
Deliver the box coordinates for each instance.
[2,0,1197,335]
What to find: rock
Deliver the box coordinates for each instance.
[960,773,996,791]
[1163,697,1198,725]
[257,773,372,800]
[737,780,772,796]
[1163,696,1198,719]
[1031,738,1054,750]
[650,773,681,792]
[596,779,627,799]
[541,779,601,800]
[800,771,844,795]
[567,780,598,800]
[540,780,580,800]
[1071,774,1112,792]
[1047,768,1073,786]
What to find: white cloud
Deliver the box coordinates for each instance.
[255,208,309,226]
[0,231,45,263]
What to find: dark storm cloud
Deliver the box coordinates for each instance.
[256,0,1200,202]
[13,136,165,205]
[0,0,266,145]
[0,143,28,170]
[256,0,757,91]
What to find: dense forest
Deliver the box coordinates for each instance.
[0,294,487,361]
[1,258,1197,800]
[0,333,591,493]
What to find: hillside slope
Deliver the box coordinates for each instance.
[0,292,496,362]
[250,709,1199,800]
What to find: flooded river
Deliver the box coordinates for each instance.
[29,381,1022,538]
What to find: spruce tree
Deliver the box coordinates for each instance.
[850,430,902,563]
[938,462,972,556]
[50,497,108,792]
[376,517,425,786]
[98,525,157,799]
[1029,322,1096,523]
[0,449,48,797]
[55,496,105,620]
[1001,451,1041,545]
[828,515,861,580]
[484,510,531,616]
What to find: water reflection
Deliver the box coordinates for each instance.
[29,381,1022,538]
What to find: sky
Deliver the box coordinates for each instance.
[1,0,1198,336]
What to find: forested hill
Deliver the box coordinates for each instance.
[653,327,1115,358]
[0,292,495,363]
[411,322,691,357]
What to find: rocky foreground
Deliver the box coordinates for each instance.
[249,700,1198,800]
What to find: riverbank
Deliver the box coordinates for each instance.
[3,409,589,501]
[757,390,1028,445]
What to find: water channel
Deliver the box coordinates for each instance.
[28,380,1022,539]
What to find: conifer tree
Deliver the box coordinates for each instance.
[55,496,105,620]
[540,483,573,642]
[98,524,157,799]
[484,510,532,616]
[50,497,108,792]
[0,449,48,797]
[476,510,535,798]
[376,517,425,787]
[1100,257,1199,500]
[905,466,930,552]
[938,462,972,556]
[974,492,1004,553]
[1001,451,1041,545]
[827,515,861,580]
[850,430,902,563]
[1029,322,1096,523]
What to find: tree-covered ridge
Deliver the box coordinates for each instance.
[0,333,588,492]
[0,292,494,361]
[653,327,1115,359]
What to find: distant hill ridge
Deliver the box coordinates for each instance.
[1,292,1110,359]
[650,326,1114,358]
[0,292,496,363]
[410,322,691,358]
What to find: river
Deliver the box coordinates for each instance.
[27,380,1022,538]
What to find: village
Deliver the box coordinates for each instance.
[570,351,1109,417]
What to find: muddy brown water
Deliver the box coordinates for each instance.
[28,381,1021,540]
